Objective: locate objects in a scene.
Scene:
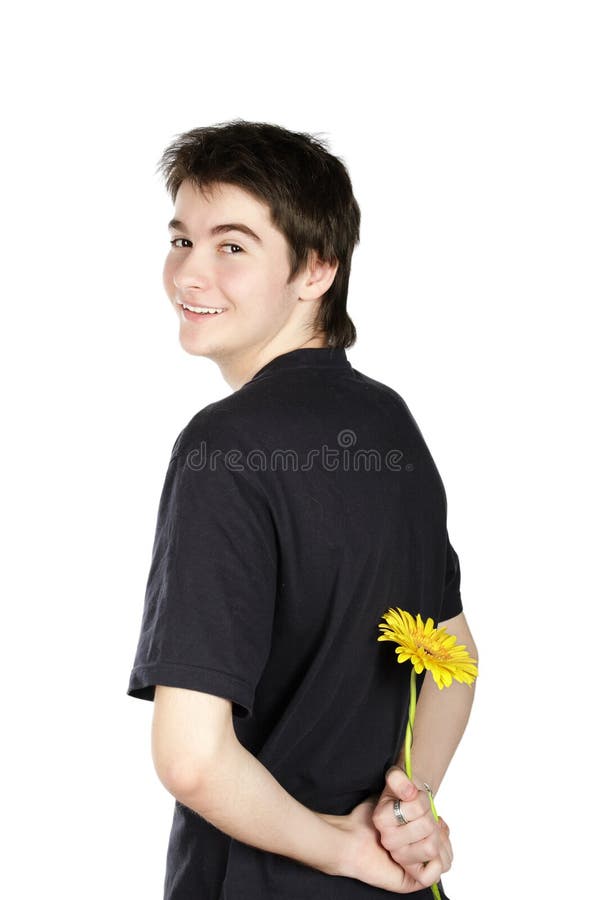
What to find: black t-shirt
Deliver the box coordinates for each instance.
[127,347,462,899]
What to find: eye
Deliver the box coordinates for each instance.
[170,238,192,248]
[221,243,244,254]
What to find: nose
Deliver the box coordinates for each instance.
[171,248,211,291]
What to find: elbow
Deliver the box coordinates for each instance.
[151,730,214,801]
[459,614,479,665]
[150,685,236,797]
[152,732,218,800]
[440,612,478,660]
[470,635,479,664]
[157,760,208,801]
[466,632,479,676]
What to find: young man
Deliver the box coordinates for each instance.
[127,120,477,899]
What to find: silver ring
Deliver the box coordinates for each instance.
[393,798,408,825]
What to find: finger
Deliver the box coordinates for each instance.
[374,799,436,846]
[391,791,433,824]
[384,765,419,802]
[404,855,444,889]
[373,791,432,834]
[389,832,443,867]
[439,822,453,870]
[399,821,452,884]
[378,812,440,857]
[439,840,452,874]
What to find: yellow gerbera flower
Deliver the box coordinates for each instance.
[377,608,478,690]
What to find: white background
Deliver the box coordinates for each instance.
[2,2,598,897]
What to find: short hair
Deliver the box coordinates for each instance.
[156,119,360,348]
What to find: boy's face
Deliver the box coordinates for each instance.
[163,179,332,382]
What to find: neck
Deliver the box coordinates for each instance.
[217,333,330,391]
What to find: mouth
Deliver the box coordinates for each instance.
[176,300,228,320]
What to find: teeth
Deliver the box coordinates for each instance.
[181,303,225,314]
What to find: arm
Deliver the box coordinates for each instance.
[151,685,443,892]
[395,611,478,795]
[151,684,347,877]
[368,612,477,877]
[169,728,347,876]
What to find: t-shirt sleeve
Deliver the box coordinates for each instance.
[126,422,278,718]
[438,530,463,622]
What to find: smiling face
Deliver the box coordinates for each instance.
[163,179,337,389]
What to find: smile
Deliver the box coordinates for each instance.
[177,302,226,315]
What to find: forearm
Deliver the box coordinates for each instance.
[396,612,478,795]
[397,671,476,795]
[171,737,346,878]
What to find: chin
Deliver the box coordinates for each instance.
[177,332,217,358]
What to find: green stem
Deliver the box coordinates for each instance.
[404,668,442,900]
[426,785,442,899]
[404,667,417,779]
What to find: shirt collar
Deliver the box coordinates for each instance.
[248,347,351,384]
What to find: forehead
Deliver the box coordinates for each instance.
[173,179,273,228]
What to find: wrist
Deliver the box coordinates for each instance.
[396,754,439,796]
[313,812,353,878]
[411,773,438,797]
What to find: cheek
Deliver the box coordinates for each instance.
[162,257,174,292]
[217,268,270,308]
[225,262,287,301]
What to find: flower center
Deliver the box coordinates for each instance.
[417,637,450,660]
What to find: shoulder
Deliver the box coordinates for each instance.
[350,366,418,422]
[169,397,247,461]
[351,366,404,401]
[167,400,272,504]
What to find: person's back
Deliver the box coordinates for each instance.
[129,346,462,897]
[126,119,475,899]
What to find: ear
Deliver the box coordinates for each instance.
[298,250,339,301]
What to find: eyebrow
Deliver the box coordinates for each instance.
[167,218,262,244]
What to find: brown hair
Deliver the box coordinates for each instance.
[156,119,360,348]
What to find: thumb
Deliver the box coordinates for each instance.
[438,816,450,834]
[385,766,418,801]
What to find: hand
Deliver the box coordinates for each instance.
[317,795,445,893]
[371,766,453,887]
